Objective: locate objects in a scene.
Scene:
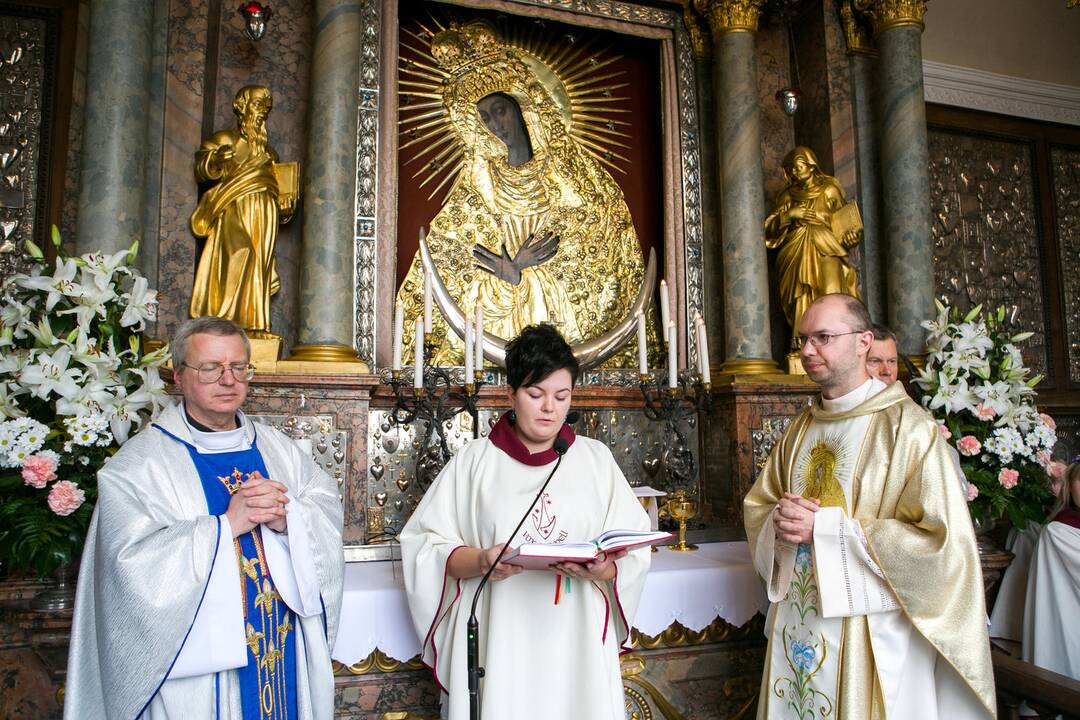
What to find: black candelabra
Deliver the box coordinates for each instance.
[638,370,712,492]
[385,336,486,489]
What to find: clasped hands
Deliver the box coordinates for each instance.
[473,228,560,286]
[225,470,289,537]
[774,492,821,545]
[479,543,626,584]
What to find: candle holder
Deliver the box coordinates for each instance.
[386,336,485,490]
[639,370,711,550]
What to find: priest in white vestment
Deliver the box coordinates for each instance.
[1022,461,1080,680]
[401,325,651,720]
[65,318,344,719]
[744,294,996,719]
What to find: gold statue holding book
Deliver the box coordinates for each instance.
[765,146,863,341]
[190,85,298,335]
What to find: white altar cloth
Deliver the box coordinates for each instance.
[331,541,768,666]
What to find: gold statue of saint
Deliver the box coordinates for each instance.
[189,85,297,335]
[765,146,863,339]
[396,20,651,366]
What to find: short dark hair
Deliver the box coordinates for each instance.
[504,324,579,391]
[870,322,898,344]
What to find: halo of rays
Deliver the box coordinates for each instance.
[398,14,633,202]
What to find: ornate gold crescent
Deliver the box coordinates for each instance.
[420,236,656,370]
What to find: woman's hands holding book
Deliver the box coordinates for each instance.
[552,549,627,583]
[447,544,524,582]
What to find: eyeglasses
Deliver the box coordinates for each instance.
[791,331,866,350]
[181,362,256,384]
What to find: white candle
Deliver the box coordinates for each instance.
[392,300,404,371]
[696,315,711,385]
[413,319,424,389]
[464,314,474,379]
[667,321,677,388]
[423,269,433,334]
[636,312,648,376]
[659,279,670,342]
[474,305,484,370]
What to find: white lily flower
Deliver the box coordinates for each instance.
[973,381,1013,416]
[14,257,78,311]
[929,372,977,415]
[18,347,84,401]
[120,276,158,330]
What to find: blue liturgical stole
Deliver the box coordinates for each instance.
[157,426,298,720]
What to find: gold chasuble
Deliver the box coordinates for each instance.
[744,381,996,719]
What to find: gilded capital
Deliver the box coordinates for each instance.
[853,0,928,33]
[681,1,711,58]
[695,0,766,35]
[840,0,876,55]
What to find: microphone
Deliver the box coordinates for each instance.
[564,410,581,426]
[467,436,570,720]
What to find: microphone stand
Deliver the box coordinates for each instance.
[467,437,570,720]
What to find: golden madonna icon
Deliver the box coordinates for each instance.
[396,19,656,368]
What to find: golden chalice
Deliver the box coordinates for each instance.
[661,489,698,552]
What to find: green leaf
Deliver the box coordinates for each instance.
[964,304,983,322]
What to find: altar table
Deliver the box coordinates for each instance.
[331,541,768,666]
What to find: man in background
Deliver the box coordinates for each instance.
[867,322,900,385]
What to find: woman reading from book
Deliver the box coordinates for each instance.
[401,324,651,720]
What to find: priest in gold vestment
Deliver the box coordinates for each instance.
[190,85,295,334]
[744,294,995,719]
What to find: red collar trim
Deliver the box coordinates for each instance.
[488,413,576,466]
[1053,507,1080,530]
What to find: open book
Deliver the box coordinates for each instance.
[503,529,673,571]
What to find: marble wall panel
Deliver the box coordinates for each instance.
[701,380,818,528]
[154,0,210,340]
[755,24,794,206]
[58,0,88,251]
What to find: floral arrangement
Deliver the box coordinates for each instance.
[916,301,1056,529]
[0,228,169,577]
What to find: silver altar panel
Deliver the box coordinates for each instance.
[363,407,698,540]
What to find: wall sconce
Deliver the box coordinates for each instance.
[238,2,272,41]
[775,87,801,116]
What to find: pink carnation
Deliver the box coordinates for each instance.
[966,483,979,502]
[21,454,58,489]
[974,404,996,421]
[1040,413,1056,430]
[47,480,86,517]
[937,422,952,440]
[956,435,982,456]
[998,468,1020,490]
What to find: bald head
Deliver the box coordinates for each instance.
[811,293,872,332]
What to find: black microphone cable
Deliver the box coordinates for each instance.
[466,431,572,720]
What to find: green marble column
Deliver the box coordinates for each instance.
[74,0,154,255]
[701,0,778,374]
[290,0,363,363]
[870,1,933,358]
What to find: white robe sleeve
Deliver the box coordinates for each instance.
[400,449,471,689]
[813,506,899,617]
[261,491,323,617]
[752,507,797,603]
[1022,520,1080,678]
[168,515,248,679]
